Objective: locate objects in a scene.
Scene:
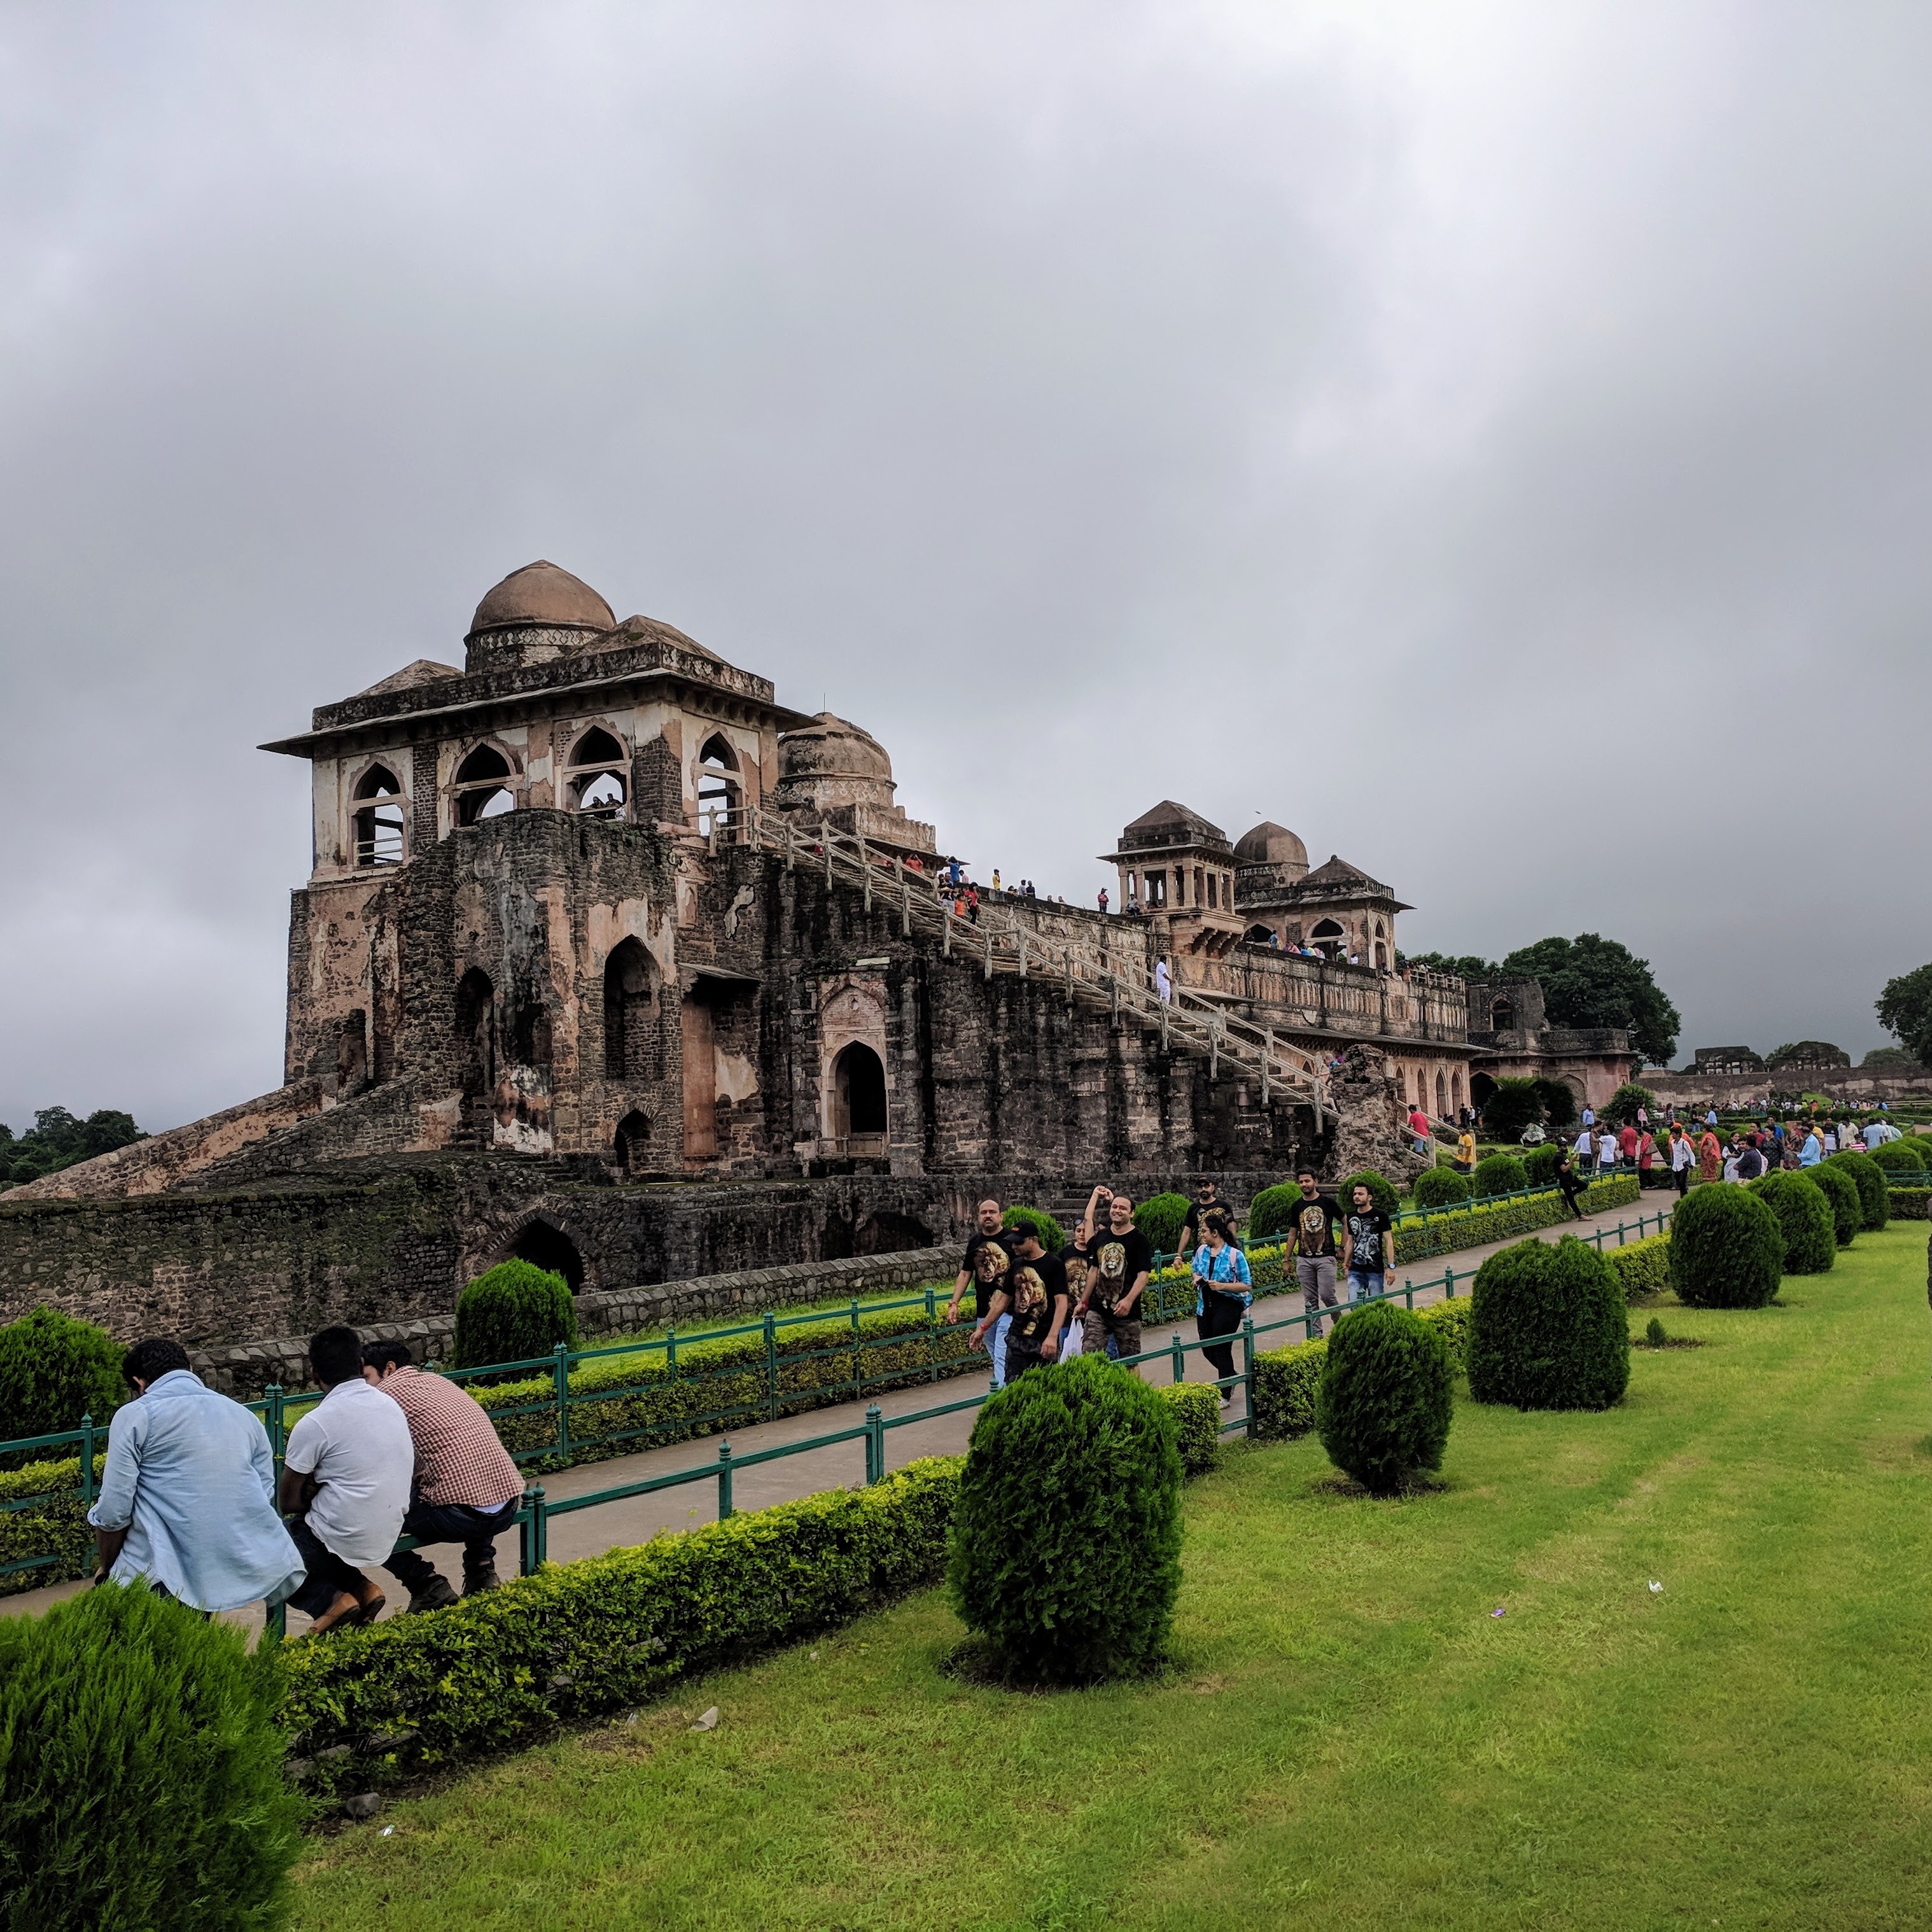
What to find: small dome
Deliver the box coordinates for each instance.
[1235,820,1308,869]
[469,561,615,636]
[778,712,893,784]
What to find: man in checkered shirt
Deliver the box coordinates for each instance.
[361,1339,524,1613]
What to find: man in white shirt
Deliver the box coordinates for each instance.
[1864,1119,1887,1151]
[1597,1128,1618,1175]
[280,1325,414,1632]
[1573,1125,1595,1176]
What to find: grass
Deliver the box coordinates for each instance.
[291,1222,1932,1931]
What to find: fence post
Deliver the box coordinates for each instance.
[1617,1219,1627,1245]
[552,1344,572,1460]
[1241,1320,1256,1438]
[925,1284,939,1383]
[1403,1277,1413,1310]
[666,1327,676,1373]
[266,1597,287,1644]
[519,1485,538,1576]
[1171,1332,1185,1383]
[865,1404,885,1484]
[1445,1268,1455,1299]
[80,1413,95,1504]
[531,1485,548,1567]
[764,1310,779,1421]
[850,1297,862,1399]
[265,1383,285,1484]
[717,1441,735,1520]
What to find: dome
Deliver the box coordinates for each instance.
[778,712,894,785]
[1235,820,1308,869]
[468,561,615,636]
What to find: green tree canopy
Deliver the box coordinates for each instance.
[1876,963,1932,1068]
[1406,952,1498,982]
[1861,1044,1917,1070]
[0,1107,146,1187]
[1496,933,1681,1065]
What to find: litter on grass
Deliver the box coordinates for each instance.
[1649,1581,1664,1593]
[1491,1607,1506,1617]
[690,1706,720,1732]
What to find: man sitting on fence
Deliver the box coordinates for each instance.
[363,1339,526,1613]
[279,1325,413,1633]
[85,1336,304,1620]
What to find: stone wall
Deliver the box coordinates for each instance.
[1636,1064,1932,1108]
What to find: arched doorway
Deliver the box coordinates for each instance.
[510,1220,584,1293]
[603,937,655,1081]
[454,968,495,1139]
[614,1109,652,1177]
[697,734,742,841]
[831,1041,888,1141]
[1311,918,1345,961]
[1435,1069,1447,1117]
[1470,1072,1498,1118]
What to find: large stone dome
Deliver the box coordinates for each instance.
[778,713,894,786]
[1235,820,1308,869]
[468,561,615,636]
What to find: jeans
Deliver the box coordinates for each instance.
[382,1494,520,1594]
[988,1312,1012,1388]
[1347,1269,1385,1304]
[1196,1291,1243,1392]
[1674,1165,1690,1196]
[1557,1180,1585,1219]
[285,1513,372,1620]
[1295,1256,1338,1336]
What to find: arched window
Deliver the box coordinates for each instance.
[512,1002,553,1068]
[1490,997,1516,1032]
[1311,917,1345,960]
[508,1220,584,1293]
[832,1042,888,1141]
[697,734,742,841]
[1436,1069,1447,1117]
[614,1109,652,1177]
[454,745,517,826]
[567,727,629,822]
[1374,941,1389,969]
[1244,923,1275,945]
[603,937,654,1081]
[351,764,406,867]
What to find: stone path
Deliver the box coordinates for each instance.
[6,1191,1672,1635]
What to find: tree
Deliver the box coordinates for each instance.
[1600,1082,1656,1130]
[1480,1079,1544,1142]
[1406,951,1498,982]
[1876,963,1932,1068]
[1497,933,1681,1066]
[1862,1045,1918,1070]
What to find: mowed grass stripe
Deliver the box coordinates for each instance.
[293,1225,1932,1932]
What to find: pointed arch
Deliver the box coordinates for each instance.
[614,1109,652,1177]
[603,936,655,1080]
[455,742,519,825]
[454,968,495,1137]
[697,732,743,841]
[351,761,406,865]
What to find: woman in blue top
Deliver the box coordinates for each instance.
[1192,1212,1251,1406]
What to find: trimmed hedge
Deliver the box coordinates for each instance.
[1340,1170,1400,1220]
[1251,1298,1469,1442]
[1159,1380,1222,1477]
[454,1260,578,1371]
[1668,1186,1782,1310]
[1868,1139,1928,1178]
[1315,1302,1453,1493]
[1828,1149,1890,1230]
[1001,1205,1066,1252]
[1471,1152,1529,1200]
[0,1453,104,1599]
[1889,1187,1931,1220]
[949,1356,1182,1682]
[0,1583,302,1931]
[1411,1165,1471,1210]
[1604,1231,1672,1299]
[1746,1172,1837,1275]
[1466,1236,1630,1411]
[1392,1175,1641,1266]
[1246,1184,1301,1241]
[1807,1160,1862,1247]
[1133,1192,1191,1257]
[0,1308,125,1448]
[1522,1144,1562,1187]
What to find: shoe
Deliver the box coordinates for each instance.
[407,1576,459,1614]
[463,1564,502,1595]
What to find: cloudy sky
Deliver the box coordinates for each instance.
[3,2,1929,1134]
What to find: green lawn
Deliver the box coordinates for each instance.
[293,1224,1932,1931]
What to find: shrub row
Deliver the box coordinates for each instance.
[1604,1232,1672,1299]
[1250,1298,1470,1442]
[1888,1187,1930,1221]
[1391,1175,1641,1266]
[0,1454,104,1599]
[1828,1149,1889,1231]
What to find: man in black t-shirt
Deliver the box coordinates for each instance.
[974,1227,1068,1383]
[946,1198,1016,1388]
[1059,1225,1090,1360]
[1343,1181,1394,1304]
[1286,1168,1342,1338]
[1077,1191,1153,1362]
[1177,1178,1236,1263]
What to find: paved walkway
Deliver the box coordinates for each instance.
[7,1191,1671,1635]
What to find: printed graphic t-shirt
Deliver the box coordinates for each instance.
[1291,1196,1341,1259]
[1345,1210,1391,1275]
[962,1231,1016,1320]
[1005,1252,1068,1354]
[1086,1228,1153,1324]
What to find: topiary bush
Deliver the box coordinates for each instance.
[1605,1231,1672,1299]
[1466,1235,1630,1411]
[1745,1172,1836,1275]
[1411,1165,1471,1210]
[1522,1143,1562,1187]
[1870,1139,1928,1179]
[0,1582,302,1930]
[1668,1185,1783,1309]
[948,1354,1182,1683]
[1000,1205,1066,1252]
[1338,1170,1399,1220]
[0,1308,126,1446]
[453,1259,580,1371]
[1828,1149,1889,1231]
[1601,1082,1657,1130]
[1315,1301,1453,1494]
[1805,1160,1861,1247]
[1245,1183,1301,1241]
[1471,1151,1529,1201]
[1132,1192,1192,1259]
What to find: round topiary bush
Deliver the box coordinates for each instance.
[1870,1139,1928,1179]
[1522,1143,1562,1187]
[1466,1235,1630,1411]
[1412,1165,1471,1210]
[453,1258,580,1370]
[1131,1192,1191,1259]
[1828,1149,1890,1230]
[1745,1172,1836,1275]
[1471,1151,1529,1200]
[1668,1183,1784,1308]
[1246,1183,1305,1242]
[1338,1170,1399,1220]
[0,1581,302,1930]
[1315,1300,1453,1494]
[948,1353,1182,1682]
[1805,1159,1861,1247]
[1000,1205,1066,1252]
[0,1307,126,1445]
